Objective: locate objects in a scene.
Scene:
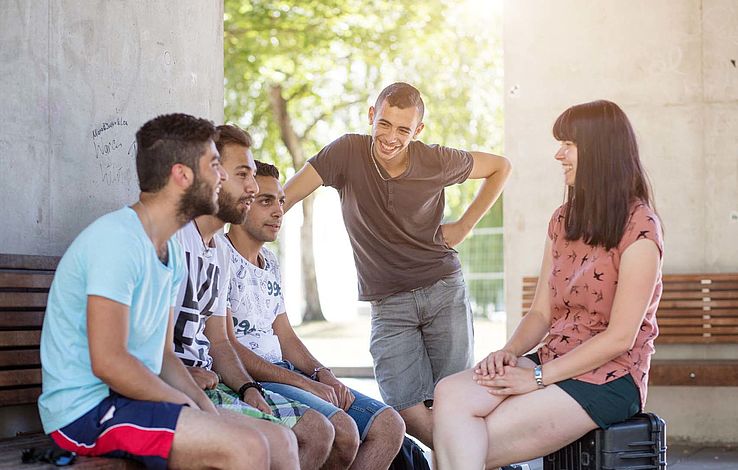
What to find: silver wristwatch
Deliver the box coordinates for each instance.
[533,365,546,389]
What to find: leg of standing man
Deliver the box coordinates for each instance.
[370,271,474,449]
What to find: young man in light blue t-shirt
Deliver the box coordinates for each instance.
[39,114,298,470]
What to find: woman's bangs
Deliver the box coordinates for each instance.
[553,107,576,142]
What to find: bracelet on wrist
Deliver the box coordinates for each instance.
[310,366,331,381]
[533,365,546,389]
[238,381,265,400]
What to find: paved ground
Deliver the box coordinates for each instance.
[667,444,738,469]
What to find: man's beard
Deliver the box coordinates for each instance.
[216,190,249,225]
[177,174,217,223]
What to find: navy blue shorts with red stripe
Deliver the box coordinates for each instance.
[50,392,184,470]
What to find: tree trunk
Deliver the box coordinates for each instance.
[268,83,325,322]
[299,193,324,322]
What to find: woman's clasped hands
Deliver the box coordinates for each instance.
[473,349,538,396]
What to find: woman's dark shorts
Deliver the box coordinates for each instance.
[525,353,640,429]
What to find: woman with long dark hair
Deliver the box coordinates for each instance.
[433,100,664,469]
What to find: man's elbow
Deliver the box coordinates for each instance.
[480,155,512,181]
[90,355,121,383]
[497,156,513,178]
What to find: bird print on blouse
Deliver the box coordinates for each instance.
[537,201,664,408]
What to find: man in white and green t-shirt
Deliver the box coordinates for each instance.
[221,161,406,470]
[171,124,334,469]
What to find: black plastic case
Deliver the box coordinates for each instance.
[543,412,666,469]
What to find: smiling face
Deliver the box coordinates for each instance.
[215,143,258,224]
[368,101,424,165]
[555,140,578,186]
[241,174,285,243]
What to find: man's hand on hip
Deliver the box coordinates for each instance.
[440,220,472,248]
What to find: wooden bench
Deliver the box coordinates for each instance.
[0,254,141,469]
[522,274,738,386]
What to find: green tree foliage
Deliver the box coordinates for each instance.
[224,0,504,320]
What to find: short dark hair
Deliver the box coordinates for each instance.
[255,160,280,180]
[215,124,253,154]
[135,113,217,192]
[553,100,656,250]
[374,82,425,122]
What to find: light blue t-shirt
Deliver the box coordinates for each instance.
[38,207,185,433]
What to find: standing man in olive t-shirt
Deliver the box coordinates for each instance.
[284,82,512,448]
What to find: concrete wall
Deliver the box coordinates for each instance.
[0,0,224,256]
[0,0,223,439]
[504,0,738,444]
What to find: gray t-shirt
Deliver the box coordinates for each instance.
[309,133,474,300]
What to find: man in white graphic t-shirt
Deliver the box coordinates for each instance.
[221,161,406,470]
[172,124,333,469]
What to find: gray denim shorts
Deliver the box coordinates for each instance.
[369,271,474,410]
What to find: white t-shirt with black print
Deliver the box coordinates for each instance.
[172,222,229,369]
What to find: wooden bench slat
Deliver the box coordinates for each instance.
[0,386,41,407]
[0,271,54,289]
[660,325,738,334]
[703,317,738,325]
[703,326,738,334]
[658,321,738,330]
[0,292,49,309]
[0,254,59,271]
[661,273,738,289]
[0,369,41,387]
[649,360,738,386]
[662,273,738,282]
[657,308,738,318]
[0,331,41,348]
[658,299,738,309]
[0,350,40,368]
[656,335,738,343]
[0,311,44,327]
[661,290,738,300]
[658,318,710,326]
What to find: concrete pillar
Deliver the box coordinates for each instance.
[504,0,738,444]
[0,1,224,255]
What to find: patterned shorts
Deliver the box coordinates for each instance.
[205,383,309,428]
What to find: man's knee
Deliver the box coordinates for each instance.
[366,407,405,451]
[277,422,300,461]
[330,411,360,463]
[229,427,270,469]
[172,410,271,470]
[206,426,270,469]
[294,410,334,454]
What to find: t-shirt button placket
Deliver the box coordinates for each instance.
[387,183,394,209]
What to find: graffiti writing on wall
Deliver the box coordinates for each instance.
[91,116,135,186]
